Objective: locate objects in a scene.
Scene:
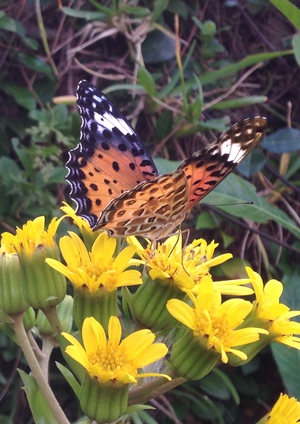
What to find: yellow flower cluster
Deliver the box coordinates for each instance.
[2,206,300,424]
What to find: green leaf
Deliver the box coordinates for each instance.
[198,50,292,87]
[0,157,21,187]
[1,83,37,110]
[271,269,300,397]
[129,408,157,423]
[285,154,300,179]
[142,29,176,64]
[262,127,300,153]
[237,150,266,178]
[196,211,219,229]
[202,174,300,238]
[18,370,58,423]
[292,33,300,67]
[0,14,18,32]
[269,0,300,30]
[0,14,38,50]
[166,0,190,19]
[53,104,69,126]
[187,95,203,123]
[272,343,300,398]
[153,158,181,173]
[61,6,106,20]
[11,138,34,174]
[151,0,169,23]
[199,368,240,403]
[210,96,267,109]
[191,395,226,421]
[138,67,157,97]
[16,53,54,79]
[155,110,173,139]
[123,5,151,17]
[56,362,81,398]
[281,267,300,310]
[46,167,67,184]
[199,118,229,131]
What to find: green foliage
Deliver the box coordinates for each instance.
[0,104,78,228]
[1,0,300,422]
[269,0,300,30]
[18,370,58,424]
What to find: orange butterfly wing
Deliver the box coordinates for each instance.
[178,116,268,212]
[66,80,159,227]
[94,170,189,239]
[95,117,267,240]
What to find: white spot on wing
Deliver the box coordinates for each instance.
[220,139,245,163]
[93,111,134,135]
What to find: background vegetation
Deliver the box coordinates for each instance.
[1,0,300,422]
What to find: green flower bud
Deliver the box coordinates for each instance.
[131,275,188,331]
[73,286,118,331]
[170,329,220,380]
[23,307,36,331]
[0,248,29,314]
[19,244,66,310]
[79,373,129,423]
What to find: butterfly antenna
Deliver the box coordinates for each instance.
[201,201,254,207]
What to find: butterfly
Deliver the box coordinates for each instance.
[66,80,267,241]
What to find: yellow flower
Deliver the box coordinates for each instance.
[127,235,233,292]
[246,267,300,349]
[62,316,170,385]
[167,278,267,364]
[1,216,63,256]
[1,216,66,309]
[46,231,141,292]
[61,202,100,250]
[257,393,300,423]
[61,202,93,234]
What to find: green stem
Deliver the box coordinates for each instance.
[12,313,70,424]
[42,306,63,334]
[27,330,46,363]
[35,0,58,77]
[128,371,186,405]
[40,335,56,379]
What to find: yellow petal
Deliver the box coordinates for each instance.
[60,232,90,265]
[218,299,252,327]
[264,279,283,302]
[167,299,195,330]
[92,232,116,265]
[82,317,107,353]
[65,345,90,370]
[122,330,155,359]
[113,245,137,272]
[115,270,142,287]
[133,343,168,367]
[108,316,122,348]
[46,258,73,279]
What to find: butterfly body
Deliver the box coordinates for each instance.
[66,80,267,240]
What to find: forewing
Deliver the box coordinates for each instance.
[66,80,159,227]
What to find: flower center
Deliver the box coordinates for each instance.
[194,311,233,349]
[88,342,136,377]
